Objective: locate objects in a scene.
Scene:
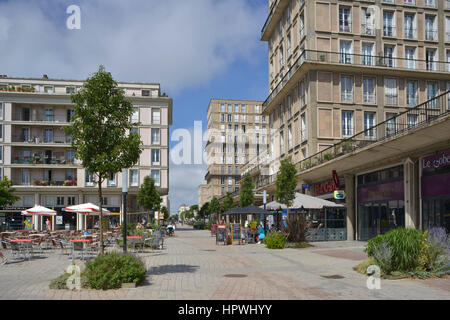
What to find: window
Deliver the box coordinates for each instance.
[151,170,160,187]
[385,78,397,105]
[65,170,75,181]
[221,114,225,122]
[287,95,292,118]
[255,115,260,123]
[426,49,437,71]
[279,46,284,68]
[342,111,354,137]
[57,197,64,206]
[22,128,30,142]
[151,128,160,145]
[228,176,233,186]
[151,149,160,165]
[425,15,437,41]
[287,33,291,56]
[234,104,239,113]
[407,114,418,128]
[427,81,438,108]
[142,90,150,97]
[404,0,415,5]
[44,86,54,93]
[227,114,232,122]
[129,169,138,187]
[152,109,161,125]
[0,146,2,163]
[0,103,3,120]
[301,114,306,141]
[339,7,352,32]
[85,171,95,187]
[45,108,54,121]
[362,43,374,66]
[131,109,139,123]
[404,14,416,39]
[68,197,76,206]
[255,105,260,113]
[288,125,293,149]
[66,87,76,94]
[67,109,74,122]
[234,114,239,122]
[386,113,397,136]
[0,125,2,140]
[22,170,30,185]
[341,76,353,102]
[363,78,376,104]
[279,20,283,38]
[361,8,375,35]
[220,104,225,112]
[66,150,75,163]
[286,5,291,25]
[340,41,353,64]
[405,47,416,69]
[44,129,53,143]
[102,197,108,206]
[299,14,305,39]
[406,80,418,106]
[227,104,232,113]
[241,104,246,113]
[446,17,450,42]
[383,12,395,37]
[447,50,450,72]
[299,81,306,106]
[424,0,435,7]
[384,45,395,67]
[280,131,284,154]
[364,112,376,139]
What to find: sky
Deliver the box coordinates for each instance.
[0,0,269,213]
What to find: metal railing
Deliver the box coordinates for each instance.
[261,0,280,37]
[297,91,450,173]
[263,50,450,112]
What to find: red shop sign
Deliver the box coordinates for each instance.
[315,180,339,196]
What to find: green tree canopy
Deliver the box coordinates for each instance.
[222,192,235,212]
[0,177,20,207]
[161,206,169,221]
[275,157,298,208]
[239,173,255,207]
[138,176,162,213]
[66,65,142,253]
[199,202,209,222]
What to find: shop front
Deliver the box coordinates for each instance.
[421,150,450,233]
[357,165,405,241]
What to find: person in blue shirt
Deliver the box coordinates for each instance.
[257,224,265,244]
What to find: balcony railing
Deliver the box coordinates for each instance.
[12,155,75,165]
[297,91,450,173]
[261,0,280,37]
[12,135,70,144]
[262,50,450,112]
[14,180,78,187]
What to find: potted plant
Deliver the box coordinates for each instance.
[319,54,326,62]
[33,180,41,186]
[323,153,335,161]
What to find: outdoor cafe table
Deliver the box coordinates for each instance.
[70,240,92,261]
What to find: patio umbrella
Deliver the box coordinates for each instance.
[291,193,344,210]
[21,205,57,216]
[260,201,287,211]
[64,203,111,215]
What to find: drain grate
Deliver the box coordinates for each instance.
[224,274,248,278]
[321,275,345,279]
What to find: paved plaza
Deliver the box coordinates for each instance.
[0,226,449,300]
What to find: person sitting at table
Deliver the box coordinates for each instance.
[256,224,265,244]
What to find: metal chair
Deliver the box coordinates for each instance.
[71,242,86,261]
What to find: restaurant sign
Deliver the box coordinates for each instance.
[422,150,450,172]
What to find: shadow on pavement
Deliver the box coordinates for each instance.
[148,264,199,275]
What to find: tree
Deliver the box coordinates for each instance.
[190,205,199,218]
[66,66,142,254]
[222,192,235,212]
[138,176,162,218]
[199,202,209,224]
[209,197,221,223]
[161,206,169,221]
[275,157,304,242]
[0,178,20,207]
[239,173,255,207]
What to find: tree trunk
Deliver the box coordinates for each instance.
[98,175,104,255]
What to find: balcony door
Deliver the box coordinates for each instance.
[22,108,30,121]
[45,150,53,164]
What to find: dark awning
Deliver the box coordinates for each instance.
[222,205,272,215]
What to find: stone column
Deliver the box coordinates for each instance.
[404,158,419,229]
[345,174,356,241]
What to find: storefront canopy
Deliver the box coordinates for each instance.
[223,205,272,215]
[21,205,57,216]
[260,193,344,210]
[64,203,111,215]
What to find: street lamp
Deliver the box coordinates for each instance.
[122,169,128,253]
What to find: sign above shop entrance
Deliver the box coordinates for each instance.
[334,190,346,200]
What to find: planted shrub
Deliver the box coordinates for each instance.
[194,221,205,230]
[85,253,147,290]
[365,228,427,273]
[424,227,450,273]
[263,232,287,249]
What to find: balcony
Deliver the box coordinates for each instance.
[14,180,78,187]
[11,155,75,166]
[11,134,71,145]
[297,91,449,173]
[262,50,450,113]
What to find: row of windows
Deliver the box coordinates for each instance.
[219,113,267,124]
[131,108,161,124]
[219,104,258,113]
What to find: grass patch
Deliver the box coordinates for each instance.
[285,242,312,249]
[49,272,89,290]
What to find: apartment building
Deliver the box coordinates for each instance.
[201,99,267,204]
[0,76,172,230]
[249,0,450,192]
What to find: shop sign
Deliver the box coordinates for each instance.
[315,180,339,196]
[423,150,450,171]
[334,190,346,200]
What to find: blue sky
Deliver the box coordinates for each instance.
[0,0,269,213]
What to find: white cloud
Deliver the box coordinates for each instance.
[169,164,206,214]
[0,0,265,94]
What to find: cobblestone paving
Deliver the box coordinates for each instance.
[0,227,449,300]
